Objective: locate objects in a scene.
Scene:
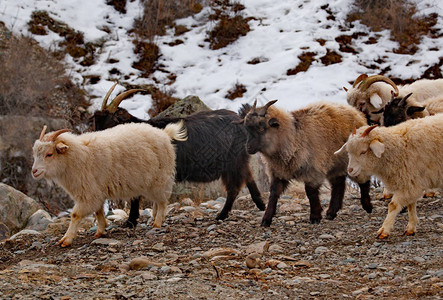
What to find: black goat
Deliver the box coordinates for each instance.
[93,84,265,227]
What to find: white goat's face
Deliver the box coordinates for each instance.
[32,141,55,180]
[344,126,385,177]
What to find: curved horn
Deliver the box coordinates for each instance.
[47,129,72,142]
[252,99,257,111]
[107,89,145,113]
[352,74,368,88]
[360,125,377,137]
[399,93,413,107]
[359,75,399,97]
[101,82,118,110]
[39,125,47,141]
[258,99,278,116]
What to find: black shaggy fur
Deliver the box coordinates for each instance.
[93,107,265,227]
[381,93,424,127]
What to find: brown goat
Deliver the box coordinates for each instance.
[238,100,372,226]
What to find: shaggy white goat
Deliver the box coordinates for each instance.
[32,122,187,247]
[335,116,443,238]
[345,74,443,124]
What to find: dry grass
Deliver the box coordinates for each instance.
[0,28,89,123]
[226,82,247,100]
[147,86,180,118]
[207,0,251,50]
[347,0,438,54]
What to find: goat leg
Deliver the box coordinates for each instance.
[305,183,322,224]
[326,175,346,220]
[245,168,266,211]
[261,177,289,227]
[125,197,140,228]
[358,180,373,213]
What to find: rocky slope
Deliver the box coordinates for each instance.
[0,184,442,299]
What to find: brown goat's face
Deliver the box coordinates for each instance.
[243,112,280,155]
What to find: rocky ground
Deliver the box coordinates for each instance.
[0,184,442,300]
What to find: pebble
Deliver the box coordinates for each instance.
[318,234,334,239]
[368,263,378,270]
[91,238,122,247]
[414,256,425,263]
[314,246,328,254]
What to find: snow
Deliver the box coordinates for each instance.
[0,0,442,118]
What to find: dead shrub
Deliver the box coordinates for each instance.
[287,52,317,76]
[226,82,247,100]
[132,41,160,77]
[320,49,342,65]
[206,1,250,50]
[28,10,97,65]
[134,0,205,40]
[0,32,89,124]
[347,0,438,54]
[147,86,179,117]
[107,0,127,14]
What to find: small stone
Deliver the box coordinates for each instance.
[368,263,378,270]
[344,258,355,263]
[152,243,165,252]
[139,271,157,280]
[319,274,330,279]
[314,246,328,254]
[203,248,240,259]
[265,259,282,269]
[367,273,377,279]
[294,260,313,268]
[268,244,284,254]
[421,275,431,280]
[414,256,425,263]
[180,198,194,206]
[318,234,334,239]
[91,238,122,246]
[129,257,151,270]
[276,262,289,269]
[246,241,270,254]
[245,253,261,269]
[207,224,217,232]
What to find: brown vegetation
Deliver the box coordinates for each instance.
[226,82,247,100]
[207,1,251,50]
[0,25,88,123]
[347,0,438,54]
[287,52,317,76]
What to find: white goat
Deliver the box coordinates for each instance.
[32,122,187,247]
[345,74,443,124]
[335,116,443,238]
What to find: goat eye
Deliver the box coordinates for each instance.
[360,150,367,155]
[46,153,53,158]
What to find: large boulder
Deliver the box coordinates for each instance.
[0,183,42,236]
[153,95,210,119]
[0,115,74,215]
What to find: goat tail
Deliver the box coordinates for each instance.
[163,120,188,142]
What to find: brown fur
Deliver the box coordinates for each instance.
[242,101,371,226]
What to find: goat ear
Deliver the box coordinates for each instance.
[56,142,69,154]
[369,92,383,109]
[268,118,279,128]
[406,105,425,116]
[343,87,348,92]
[369,140,384,158]
[231,119,244,125]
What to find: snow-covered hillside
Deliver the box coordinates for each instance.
[1,0,442,119]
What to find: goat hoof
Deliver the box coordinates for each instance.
[310,218,321,224]
[216,212,228,220]
[256,202,266,211]
[94,232,105,239]
[403,230,415,236]
[124,220,137,228]
[363,204,373,213]
[377,228,389,239]
[58,238,71,248]
[261,219,272,227]
[325,212,337,220]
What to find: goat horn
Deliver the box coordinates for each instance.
[359,75,399,97]
[106,89,145,114]
[257,99,278,116]
[252,99,257,111]
[39,125,47,141]
[361,125,377,137]
[352,74,368,88]
[352,126,357,135]
[48,129,72,142]
[399,93,413,107]
[101,82,118,110]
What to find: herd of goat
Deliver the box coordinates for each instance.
[31,75,443,247]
